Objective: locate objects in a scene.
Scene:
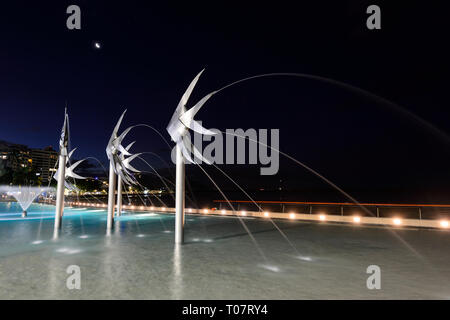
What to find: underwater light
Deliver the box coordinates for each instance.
[259,264,280,272]
[297,255,313,261]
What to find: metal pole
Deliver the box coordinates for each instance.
[107,163,116,232]
[341,206,344,216]
[418,207,422,220]
[376,207,380,218]
[116,175,123,217]
[53,154,66,238]
[175,145,185,244]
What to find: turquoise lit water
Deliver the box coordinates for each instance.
[0,201,450,299]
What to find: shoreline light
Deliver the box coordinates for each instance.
[263,212,270,217]
[241,210,247,216]
[319,214,326,221]
[393,218,402,226]
[203,209,209,214]
[353,216,361,223]
[289,213,296,219]
[221,210,226,215]
[440,220,449,228]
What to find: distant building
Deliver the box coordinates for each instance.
[0,140,32,174]
[0,141,59,183]
[30,146,58,182]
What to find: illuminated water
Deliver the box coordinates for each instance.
[0,202,449,299]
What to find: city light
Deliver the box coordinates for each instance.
[221,210,226,215]
[203,209,209,214]
[241,211,247,216]
[393,218,402,226]
[319,214,326,221]
[289,213,296,219]
[353,216,361,223]
[264,212,270,217]
[440,220,449,228]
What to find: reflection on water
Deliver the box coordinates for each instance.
[259,264,280,272]
[171,244,183,299]
[0,201,449,299]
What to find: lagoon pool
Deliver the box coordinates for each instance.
[0,201,449,299]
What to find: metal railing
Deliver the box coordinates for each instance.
[212,200,450,221]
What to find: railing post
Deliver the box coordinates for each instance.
[341,206,344,216]
[376,207,380,218]
[309,205,312,214]
[418,207,422,220]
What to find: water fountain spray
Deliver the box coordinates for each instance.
[0,185,54,217]
[166,69,218,244]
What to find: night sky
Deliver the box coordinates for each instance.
[1,1,449,202]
